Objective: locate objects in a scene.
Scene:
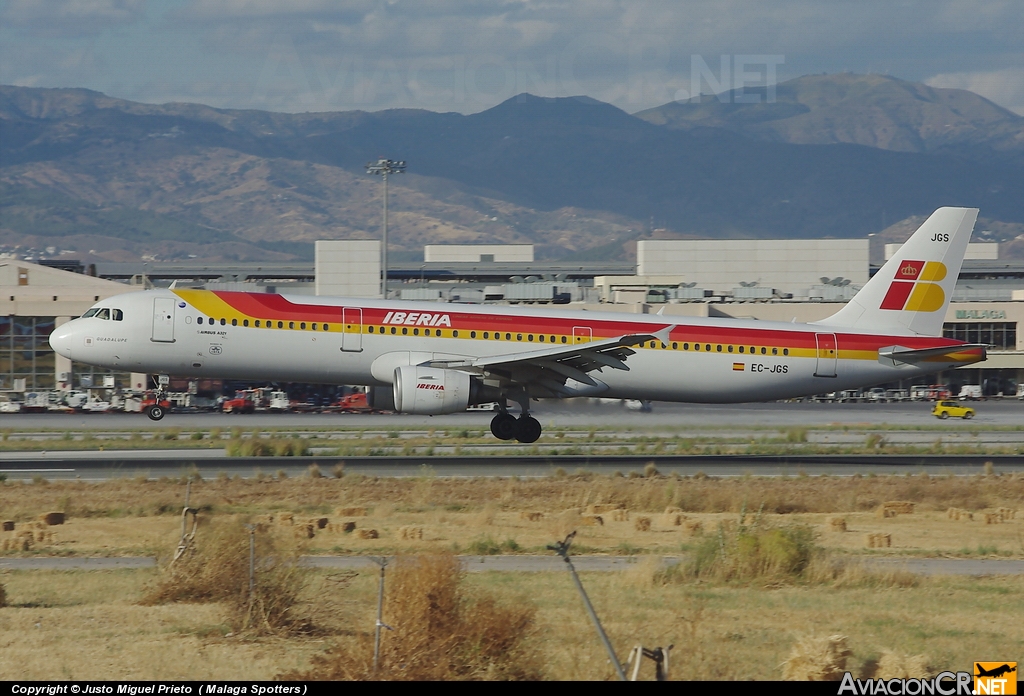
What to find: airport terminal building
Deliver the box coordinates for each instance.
[2,239,1023,400]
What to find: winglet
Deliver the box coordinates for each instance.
[653,324,675,344]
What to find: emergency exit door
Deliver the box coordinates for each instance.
[572,326,593,343]
[151,297,176,343]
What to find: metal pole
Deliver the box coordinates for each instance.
[382,171,388,299]
[366,159,404,298]
[548,533,626,681]
[373,557,387,674]
[248,526,255,596]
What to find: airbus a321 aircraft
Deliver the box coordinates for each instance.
[49,207,986,442]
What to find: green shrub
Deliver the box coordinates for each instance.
[682,521,816,583]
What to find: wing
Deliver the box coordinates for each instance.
[427,325,675,397]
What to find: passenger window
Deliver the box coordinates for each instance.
[312,323,317,330]
[243,319,249,327]
[300,322,306,330]
[783,348,789,356]
[197,317,204,325]
[82,308,99,318]
[561,336,567,343]
[323,324,329,331]
[112,309,123,321]
[402,328,408,335]
[220,318,226,326]
[683,343,689,350]
[761,347,767,355]
[483,332,489,339]
[728,345,733,352]
[453,330,459,337]
[739,346,744,353]
[471,331,477,338]
[232,319,238,326]
[672,342,677,350]
[550,335,555,343]
[705,344,711,351]
[255,320,260,327]
[391,327,397,334]
[539,335,544,342]
[278,321,283,328]
[413,328,419,336]
[528,334,533,341]
[288,322,294,329]
[695,344,700,351]
[772,347,778,355]
[716,345,722,352]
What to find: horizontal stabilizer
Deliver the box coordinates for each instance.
[878,344,987,366]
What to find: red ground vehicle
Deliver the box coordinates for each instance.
[142,391,172,421]
[222,390,257,414]
[926,384,952,401]
[335,392,374,413]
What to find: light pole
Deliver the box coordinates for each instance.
[366,158,406,298]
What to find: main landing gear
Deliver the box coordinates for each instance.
[490,411,542,443]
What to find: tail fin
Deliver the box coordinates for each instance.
[816,207,978,336]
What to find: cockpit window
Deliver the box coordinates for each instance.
[95,308,110,320]
[112,309,123,321]
[82,308,99,318]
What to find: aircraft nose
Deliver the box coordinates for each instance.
[49,323,74,359]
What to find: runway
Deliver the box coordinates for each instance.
[5,399,1024,429]
[0,453,1021,480]
[2,555,1022,576]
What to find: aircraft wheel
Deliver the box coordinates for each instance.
[515,415,542,443]
[490,412,518,440]
[146,404,166,421]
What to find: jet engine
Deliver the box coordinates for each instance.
[393,365,476,415]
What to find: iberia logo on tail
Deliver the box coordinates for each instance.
[880,260,947,312]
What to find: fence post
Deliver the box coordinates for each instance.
[372,557,388,675]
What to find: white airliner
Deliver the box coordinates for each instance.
[49,207,986,442]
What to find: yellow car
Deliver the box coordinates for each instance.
[932,401,975,419]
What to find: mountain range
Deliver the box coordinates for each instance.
[1,73,1022,263]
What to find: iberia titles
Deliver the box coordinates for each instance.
[382,311,452,327]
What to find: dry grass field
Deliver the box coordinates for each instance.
[2,472,1022,558]
[2,471,1023,680]
[1,565,1021,681]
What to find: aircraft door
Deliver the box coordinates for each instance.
[151,297,176,343]
[814,333,838,378]
[572,326,593,343]
[341,307,363,352]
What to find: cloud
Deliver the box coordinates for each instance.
[3,1,1023,113]
[926,68,1024,116]
[1,0,146,37]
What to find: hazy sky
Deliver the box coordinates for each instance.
[2,0,1022,115]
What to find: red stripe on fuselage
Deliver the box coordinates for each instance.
[209,291,967,355]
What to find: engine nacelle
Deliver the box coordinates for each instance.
[393,366,473,415]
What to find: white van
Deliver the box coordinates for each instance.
[958,385,983,400]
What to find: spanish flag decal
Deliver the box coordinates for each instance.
[733,363,745,371]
